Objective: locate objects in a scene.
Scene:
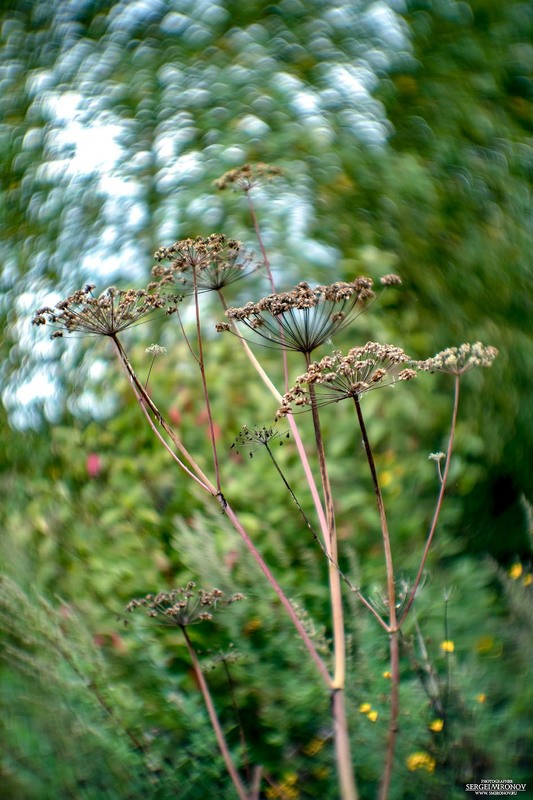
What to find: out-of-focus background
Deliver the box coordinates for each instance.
[1,1,532,798]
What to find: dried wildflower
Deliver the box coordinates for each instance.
[214,163,283,191]
[419,342,498,375]
[32,285,175,339]
[231,425,289,458]
[151,233,257,293]
[126,582,245,628]
[224,278,375,355]
[276,342,417,418]
[380,274,402,286]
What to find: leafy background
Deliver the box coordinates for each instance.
[1,1,532,798]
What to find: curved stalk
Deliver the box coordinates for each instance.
[399,374,460,625]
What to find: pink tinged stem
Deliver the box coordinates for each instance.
[112,336,330,686]
[399,374,461,625]
[218,292,331,557]
[223,501,332,688]
[332,690,359,800]
[182,627,250,800]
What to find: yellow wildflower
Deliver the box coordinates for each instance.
[509,563,523,580]
[523,574,532,587]
[367,710,378,722]
[383,671,391,679]
[429,719,444,732]
[406,752,436,773]
[359,702,372,713]
[303,737,326,756]
[440,640,455,653]
[476,693,487,704]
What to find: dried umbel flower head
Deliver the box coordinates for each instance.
[33,285,175,339]
[214,163,283,191]
[419,342,498,375]
[126,582,245,628]
[151,233,257,293]
[231,425,290,458]
[223,278,375,355]
[276,342,417,418]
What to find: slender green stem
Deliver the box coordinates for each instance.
[399,374,461,625]
[181,627,249,800]
[352,397,399,800]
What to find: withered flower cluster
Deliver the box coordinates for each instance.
[126,582,245,627]
[219,278,376,354]
[231,425,289,458]
[151,233,256,293]
[419,342,498,375]
[276,342,417,418]
[214,163,283,191]
[32,285,175,339]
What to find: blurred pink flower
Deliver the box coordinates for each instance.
[87,453,102,478]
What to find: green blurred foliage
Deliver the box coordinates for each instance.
[1,0,532,797]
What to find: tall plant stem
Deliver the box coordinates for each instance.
[181,627,250,800]
[353,397,399,800]
[399,374,460,625]
[245,190,290,394]
[112,335,331,688]
[222,501,332,688]
[192,275,222,493]
[264,443,387,629]
[217,290,331,550]
[307,375,357,800]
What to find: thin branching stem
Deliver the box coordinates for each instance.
[181,627,250,800]
[192,272,222,493]
[399,374,461,625]
[264,441,387,630]
[352,397,399,800]
[222,659,253,783]
[112,336,331,687]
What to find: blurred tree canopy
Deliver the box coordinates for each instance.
[1,0,532,797]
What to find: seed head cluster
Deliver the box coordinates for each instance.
[231,425,290,458]
[214,163,283,191]
[151,233,256,293]
[32,285,175,339]
[419,342,498,375]
[126,582,245,627]
[221,278,375,354]
[276,342,417,418]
